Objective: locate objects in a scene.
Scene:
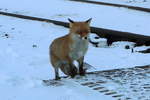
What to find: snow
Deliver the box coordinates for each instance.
[0,0,150,100]
[74,67,150,100]
[0,15,116,100]
[90,0,150,9]
[86,39,150,71]
[0,0,150,36]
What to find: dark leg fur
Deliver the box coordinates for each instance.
[55,68,61,80]
[69,63,77,78]
[77,57,86,76]
[79,63,85,76]
[59,62,77,78]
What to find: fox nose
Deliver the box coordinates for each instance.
[81,36,88,40]
[84,36,87,40]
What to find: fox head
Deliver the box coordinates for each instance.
[68,18,92,40]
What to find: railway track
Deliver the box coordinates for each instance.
[0,11,150,46]
[69,0,150,13]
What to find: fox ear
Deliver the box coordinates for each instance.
[85,18,92,24]
[68,18,74,23]
[68,18,74,27]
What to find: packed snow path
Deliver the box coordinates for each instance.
[50,65,150,100]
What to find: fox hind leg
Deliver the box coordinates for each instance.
[60,62,77,78]
[51,54,61,80]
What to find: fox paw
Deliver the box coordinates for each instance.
[55,77,61,80]
[79,69,86,76]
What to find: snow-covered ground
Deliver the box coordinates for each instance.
[0,0,150,100]
[0,14,150,100]
[90,0,150,8]
[0,0,150,36]
[0,15,117,100]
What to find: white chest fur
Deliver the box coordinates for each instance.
[69,34,89,60]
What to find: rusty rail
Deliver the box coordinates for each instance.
[69,0,150,13]
[0,11,150,46]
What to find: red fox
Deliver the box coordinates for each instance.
[50,18,92,80]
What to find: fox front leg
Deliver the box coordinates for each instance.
[77,57,85,76]
[54,67,61,80]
